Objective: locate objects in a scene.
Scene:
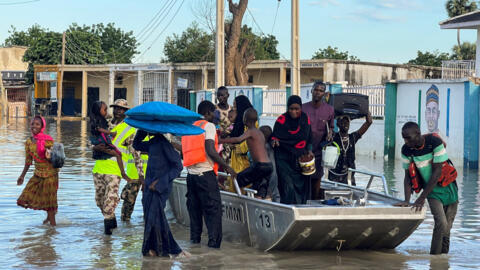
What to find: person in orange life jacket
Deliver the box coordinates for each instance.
[395,122,458,255]
[181,100,236,248]
[219,108,273,199]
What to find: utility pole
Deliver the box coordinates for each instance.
[57,31,66,119]
[291,0,300,96]
[215,0,225,89]
[0,71,7,118]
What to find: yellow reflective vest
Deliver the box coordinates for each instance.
[126,135,149,180]
[92,122,136,176]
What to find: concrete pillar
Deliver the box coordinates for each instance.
[202,67,209,90]
[81,71,88,119]
[279,67,286,89]
[476,29,480,77]
[215,0,225,89]
[168,67,175,104]
[137,70,143,105]
[108,70,114,114]
[384,82,397,160]
[291,0,300,95]
[464,81,479,169]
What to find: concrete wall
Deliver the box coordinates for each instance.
[395,80,466,162]
[324,62,431,86]
[248,69,280,89]
[301,68,324,84]
[86,72,136,106]
[0,46,28,71]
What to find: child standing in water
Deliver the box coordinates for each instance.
[17,116,59,226]
[90,101,131,182]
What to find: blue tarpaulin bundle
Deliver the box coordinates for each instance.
[126,101,201,122]
[125,102,204,136]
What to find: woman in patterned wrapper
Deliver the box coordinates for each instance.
[17,116,59,226]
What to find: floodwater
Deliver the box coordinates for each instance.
[1,118,479,270]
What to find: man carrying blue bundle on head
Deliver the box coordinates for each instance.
[180,100,236,248]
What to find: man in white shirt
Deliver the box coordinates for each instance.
[181,100,235,248]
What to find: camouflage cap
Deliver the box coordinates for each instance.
[110,99,130,109]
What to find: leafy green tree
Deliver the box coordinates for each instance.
[4,24,44,47]
[163,23,215,62]
[445,0,478,51]
[239,26,279,61]
[451,41,476,60]
[312,46,360,61]
[4,23,138,83]
[67,23,138,64]
[163,23,280,63]
[407,50,451,67]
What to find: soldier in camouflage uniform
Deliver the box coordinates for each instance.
[120,135,145,221]
[92,99,145,234]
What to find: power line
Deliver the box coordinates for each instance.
[135,0,185,63]
[136,0,177,46]
[135,0,172,42]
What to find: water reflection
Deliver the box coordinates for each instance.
[15,227,60,268]
[460,169,480,237]
[1,118,480,269]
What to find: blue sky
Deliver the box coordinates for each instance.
[0,0,475,64]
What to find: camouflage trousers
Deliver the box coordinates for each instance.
[93,173,121,219]
[120,181,142,221]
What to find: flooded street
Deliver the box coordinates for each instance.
[1,118,479,269]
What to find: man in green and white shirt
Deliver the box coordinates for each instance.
[397,122,458,255]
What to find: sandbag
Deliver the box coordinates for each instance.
[51,142,65,168]
[125,101,202,123]
[125,118,205,136]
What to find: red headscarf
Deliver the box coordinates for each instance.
[31,116,53,159]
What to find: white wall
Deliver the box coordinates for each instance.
[350,118,384,158]
[395,80,465,161]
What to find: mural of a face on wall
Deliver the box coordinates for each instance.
[425,84,440,134]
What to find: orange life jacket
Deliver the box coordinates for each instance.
[181,120,219,174]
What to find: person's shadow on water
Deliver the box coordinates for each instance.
[16,226,60,268]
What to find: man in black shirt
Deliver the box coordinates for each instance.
[328,112,372,185]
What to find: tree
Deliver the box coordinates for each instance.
[407,50,451,67]
[225,0,249,86]
[163,23,215,62]
[451,41,476,60]
[163,22,280,64]
[445,0,477,52]
[4,23,138,83]
[4,24,44,47]
[312,46,360,61]
[67,23,138,64]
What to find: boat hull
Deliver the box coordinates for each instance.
[169,178,425,251]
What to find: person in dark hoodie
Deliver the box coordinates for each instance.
[133,130,189,258]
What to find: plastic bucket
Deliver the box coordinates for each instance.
[299,156,316,176]
[322,142,340,168]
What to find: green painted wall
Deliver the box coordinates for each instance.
[384,82,397,160]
